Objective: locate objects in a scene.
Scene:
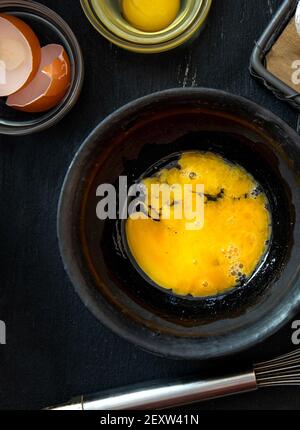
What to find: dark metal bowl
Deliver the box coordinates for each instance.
[57,88,300,360]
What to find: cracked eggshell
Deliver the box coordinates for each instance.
[0,13,41,97]
[6,44,71,113]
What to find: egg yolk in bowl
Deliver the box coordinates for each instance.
[122,0,181,32]
[126,152,271,298]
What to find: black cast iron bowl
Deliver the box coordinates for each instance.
[57,88,300,360]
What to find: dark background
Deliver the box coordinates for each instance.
[1,0,300,410]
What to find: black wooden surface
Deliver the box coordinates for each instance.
[1,0,300,410]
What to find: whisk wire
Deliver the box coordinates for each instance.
[254,349,300,387]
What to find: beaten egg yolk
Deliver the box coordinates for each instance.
[126,152,271,297]
[122,0,180,32]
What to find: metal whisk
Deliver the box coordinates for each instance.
[255,348,300,387]
[49,349,300,410]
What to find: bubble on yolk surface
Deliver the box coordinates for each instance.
[126,152,272,298]
[122,0,180,32]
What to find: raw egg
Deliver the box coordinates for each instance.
[0,13,41,97]
[7,44,71,113]
[122,0,180,32]
[126,152,272,298]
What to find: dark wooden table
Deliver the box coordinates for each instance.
[1,0,300,410]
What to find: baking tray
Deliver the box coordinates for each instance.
[250,0,300,110]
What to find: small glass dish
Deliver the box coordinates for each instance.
[0,0,84,136]
[80,0,212,54]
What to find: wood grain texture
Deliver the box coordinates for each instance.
[0,0,299,410]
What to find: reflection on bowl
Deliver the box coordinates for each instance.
[58,88,300,360]
[0,0,84,136]
[80,0,212,53]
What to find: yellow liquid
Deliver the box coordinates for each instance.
[126,152,271,297]
[122,0,180,32]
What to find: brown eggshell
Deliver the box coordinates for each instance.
[6,44,71,113]
[0,13,41,97]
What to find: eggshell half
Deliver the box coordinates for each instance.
[7,44,71,113]
[0,14,41,97]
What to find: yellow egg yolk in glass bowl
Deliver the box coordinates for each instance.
[81,0,213,53]
[122,0,181,32]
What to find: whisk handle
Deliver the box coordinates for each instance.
[49,371,257,410]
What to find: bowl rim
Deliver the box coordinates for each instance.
[0,0,84,136]
[57,88,300,360]
[80,0,212,53]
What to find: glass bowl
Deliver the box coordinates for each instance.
[0,0,84,136]
[80,0,212,53]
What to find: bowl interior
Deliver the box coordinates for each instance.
[58,90,300,359]
[0,1,83,135]
[120,149,273,302]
